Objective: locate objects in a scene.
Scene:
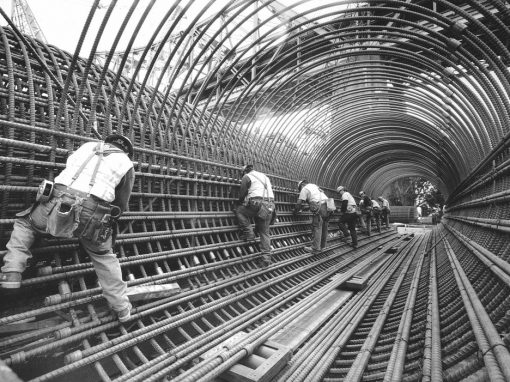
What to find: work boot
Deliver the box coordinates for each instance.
[240,232,255,241]
[304,246,321,254]
[340,234,351,243]
[0,272,22,289]
[259,258,272,268]
[116,304,132,323]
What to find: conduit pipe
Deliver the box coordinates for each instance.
[281,235,426,382]
[343,238,426,382]
[383,242,427,382]
[444,240,510,381]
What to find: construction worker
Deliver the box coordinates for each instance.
[0,134,135,322]
[359,191,382,235]
[336,186,358,248]
[235,164,275,267]
[293,180,329,254]
[359,191,371,233]
[378,196,391,228]
[371,198,382,233]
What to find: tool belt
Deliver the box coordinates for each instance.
[248,196,274,205]
[248,197,275,220]
[45,184,117,242]
[309,200,327,215]
[53,184,112,209]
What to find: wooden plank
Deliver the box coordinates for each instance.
[269,289,352,349]
[0,318,64,334]
[223,341,292,382]
[126,283,181,301]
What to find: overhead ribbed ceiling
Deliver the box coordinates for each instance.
[3,0,509,198]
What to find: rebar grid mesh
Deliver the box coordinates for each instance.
[1,1,510,381]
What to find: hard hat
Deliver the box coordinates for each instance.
[242,164,253,173]
[297,180,306,189]
[378,196,383,200]
[359,191,365,196]
[105,134,134,158]
[336,186,345,193]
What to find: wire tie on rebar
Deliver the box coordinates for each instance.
[481,343,508,357]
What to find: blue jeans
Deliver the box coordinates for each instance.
[339,212,358,246]
[2,195,130,313]
[381,207,390,227]
[311,203,330,251]
[235,202,272,262]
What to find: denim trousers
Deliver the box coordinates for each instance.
[339,212,358,246]
[2,197,130,313]
[311,203,329,251]
[381,207,390,227]
[235,203,272,262]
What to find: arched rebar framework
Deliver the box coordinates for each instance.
[1,1,510,382]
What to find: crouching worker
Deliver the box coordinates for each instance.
[235,164,275,268]
[0,134,135,323]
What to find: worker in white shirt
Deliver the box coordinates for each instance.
[336,186,358,248]
[359,191,382,235]
[293,180,329,254]
[235,164,275,268]
[378,196,391,228]
[0,134,135,323]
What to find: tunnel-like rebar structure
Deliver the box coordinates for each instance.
[1,1,510,381]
